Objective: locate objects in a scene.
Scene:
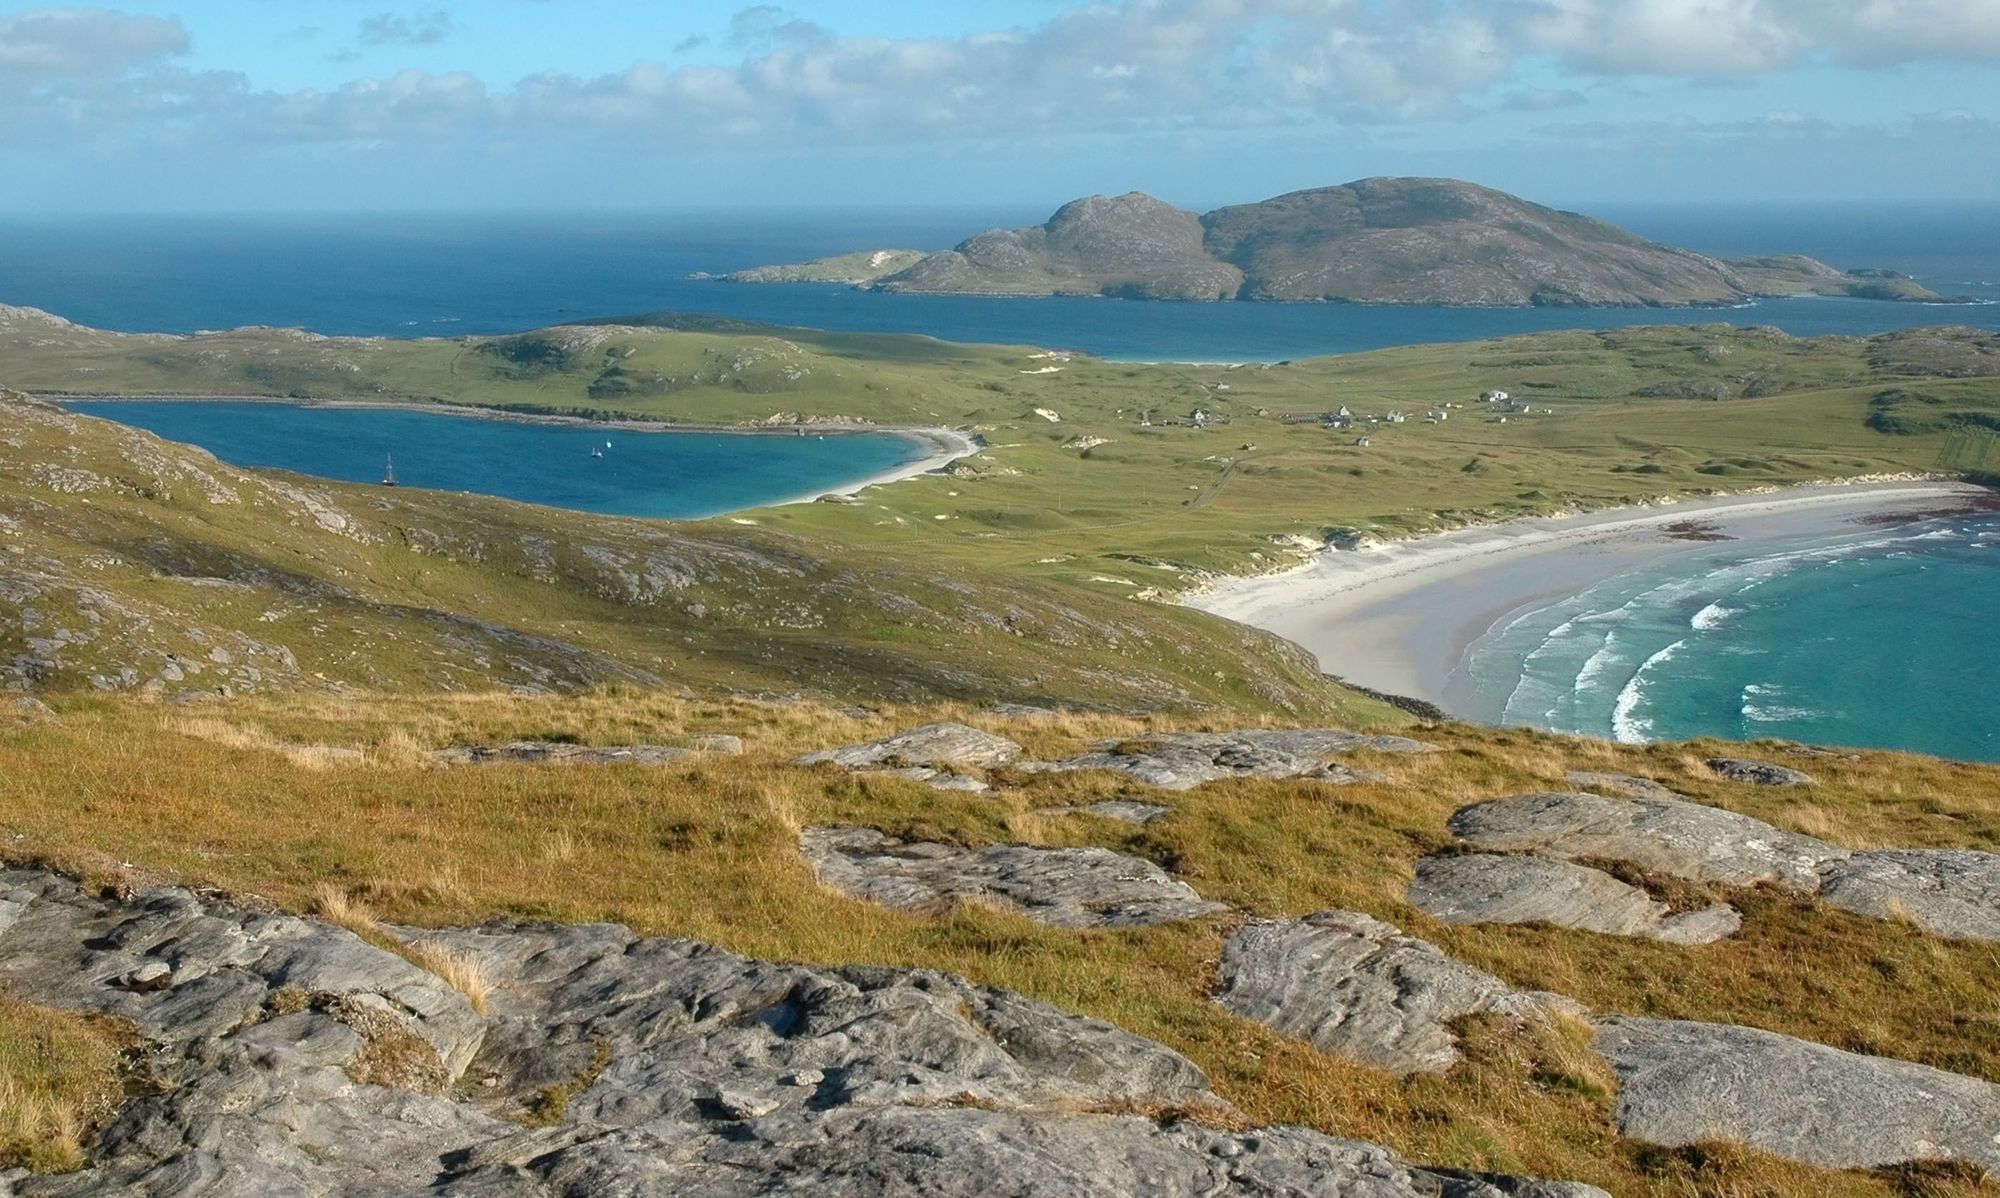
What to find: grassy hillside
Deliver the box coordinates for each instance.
[4,690,1997,1196]
[4,307,1998,597]
[0,390,1365,717]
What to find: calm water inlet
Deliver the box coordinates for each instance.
[66,401,929,520]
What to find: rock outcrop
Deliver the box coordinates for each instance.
[1818,849,2000,941]
[434,741,696,766]
[801,826,1229,928]
[1447,792,1844,890]
[800,722,1023,770]
[1705,757,1814,787]
[1408,853,1742,945]
[1596,1017,2000,1171]
[0,869,1604,1196]
[1214,911,1580,1074]
[799,723,1024,795]
[1444,791,2000,942]
[1023,728,1432,791]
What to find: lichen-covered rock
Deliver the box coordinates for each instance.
[1408,854,1741,945]
[1817,849,2000,941]
[799,722,1023,770]
[1706,757,1814,787]
[801,826,1227,928]
[434,741,695,766]
[1448,792,1844,890]
[3,870,1603,1197]
[1596,1017,2000,1171]
[1023,729,1432,791]
[1215,910,1580,1074]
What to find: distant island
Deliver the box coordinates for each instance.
[726,177,1957,308]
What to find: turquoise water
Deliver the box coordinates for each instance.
[65,401,926,520]
[1457,516,2000,762]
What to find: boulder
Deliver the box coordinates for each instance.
[1022,729,1432,791]
[1447,792,1844,891]
[435,741,695,767]
[801,827,1227,928]
[1408,854,1741,945]
[1818,849,2000,941]
[3,869,1602,1197]
[1214,910,1580,1074]
[799,722,1023,770]
[1596,1017,2000,1171]
[1706,757,1814,787]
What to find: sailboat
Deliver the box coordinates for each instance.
[381,454,398,487]
[590,446,604,459]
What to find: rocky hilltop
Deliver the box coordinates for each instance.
[733,177,1949,307]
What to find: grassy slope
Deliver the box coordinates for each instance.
[0,391,1365,718]
[5,691,1997,1196]
[5,311,1996,599]
[3,310,2000,1191]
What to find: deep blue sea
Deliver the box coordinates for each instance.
[1457,515,2000,763]
[1,203,1996,362]
[21,203,2000,758]
[65,401,926,520]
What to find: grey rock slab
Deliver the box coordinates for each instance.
[1448,791,1845,891]
[3,869,1600,1198]
[1596,1017,2000,1171]
[799,722,1023,770]
[1706,757,1814,787]
[802,826,1227,928]
[435,741,695,767]
[0,871,484,1075]
[1408,853,1741,945]
[435,1105,1601,1197]
[1818,849,2000,941]
[1023,728,1434,791]
[1215,910,1581,1075]
[690,733,744,755]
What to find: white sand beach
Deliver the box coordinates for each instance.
[781,426,980,503]
[1188,481,1994,711]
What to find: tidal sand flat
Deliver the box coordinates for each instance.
[1189,481,1998,756]
[64,399,972,519]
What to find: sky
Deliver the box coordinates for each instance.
[3,0,1999,212]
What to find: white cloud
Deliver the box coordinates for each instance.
[1,0,1996,153]
[0,7,186,75]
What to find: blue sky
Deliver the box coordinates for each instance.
[4,0,1998,211]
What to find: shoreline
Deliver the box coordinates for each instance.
[1186,480,1996,715]
[44,392,980,508]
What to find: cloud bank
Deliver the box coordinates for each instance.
[4,0,1997,152]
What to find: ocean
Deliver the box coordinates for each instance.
[1457,514,2000,763]
[1,203,1997,362]
[21,203,2000,759]
[63,401,928,520]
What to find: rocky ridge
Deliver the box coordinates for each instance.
[0,869,1604,1196]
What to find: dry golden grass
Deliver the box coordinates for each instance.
[0,995,128,1174]
[401,940,493,1016]
[3,692,1997,1195]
